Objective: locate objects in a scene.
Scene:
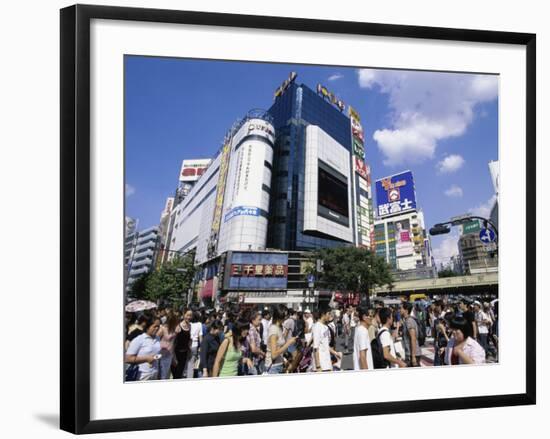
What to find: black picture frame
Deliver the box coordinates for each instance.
[60,4,536,434]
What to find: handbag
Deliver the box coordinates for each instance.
[125,364,140,381]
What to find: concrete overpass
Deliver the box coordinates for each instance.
[373,271,498,296]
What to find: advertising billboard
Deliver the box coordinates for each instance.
[179,159,211,182]
[375,171,417,218]
[353,139,365,159]
[208,144,231,256]
[224,252,288,290]
[393,219,415,257]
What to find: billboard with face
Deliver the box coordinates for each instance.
[375,171,417,218]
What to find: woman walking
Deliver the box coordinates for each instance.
[265,305,296,374]
[156,310,178,380]
[125,314,162,381]
[172,308,192,379]
[212,320,253,377]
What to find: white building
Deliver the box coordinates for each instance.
[374,210,432,271]
[168,112,275,265]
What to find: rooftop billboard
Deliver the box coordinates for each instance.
[375,170,417,218]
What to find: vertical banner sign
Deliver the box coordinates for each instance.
[208,143,231,256]
[349,105,372,249]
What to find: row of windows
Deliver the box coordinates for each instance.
[177,186,217,228]
[177,166,220,214]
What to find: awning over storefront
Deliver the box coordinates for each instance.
[223,291,303,304]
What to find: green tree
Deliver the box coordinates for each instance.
[307,247,393,305]
[129,272,151,300]
[145,253,197,303]
[438,268,458,278]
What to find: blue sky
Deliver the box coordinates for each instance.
[125,56,498,266]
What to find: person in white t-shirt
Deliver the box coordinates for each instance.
[186,310,203,379]
[313,305,342,372]
[377,307,407,368]
[473,301,491,356]
[353,306,374,371]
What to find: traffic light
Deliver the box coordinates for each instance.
[429,224,451,236]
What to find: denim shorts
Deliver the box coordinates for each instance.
[267,363,284,374]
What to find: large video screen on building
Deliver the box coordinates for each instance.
[318,161,349,222]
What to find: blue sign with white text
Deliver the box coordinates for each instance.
[224,206,260,222]
[375,171,417,218]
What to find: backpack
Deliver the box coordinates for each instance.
[411,316,426,347]
[371,328,389,369]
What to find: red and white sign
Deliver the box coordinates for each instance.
[179,159,212,182]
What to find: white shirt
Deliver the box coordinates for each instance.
[190,322,202,348]
[378,327,398,368]
[126,333,161,376]
[261,318,272,342]
[350,313,357,328]
[475,311,491,334]
[312,322,332,371]
[353,325,374,371]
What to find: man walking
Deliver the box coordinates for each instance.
[378,308,407,368]
[400,302,421,367]
[353,306,374,371]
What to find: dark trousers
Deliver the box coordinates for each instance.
[173,350,188,379]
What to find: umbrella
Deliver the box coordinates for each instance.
[125,300,157,313]
[490,299,499,306]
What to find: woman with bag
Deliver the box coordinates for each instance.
[125,314,162,381]
[212,320,253,377]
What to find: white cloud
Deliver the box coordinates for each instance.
[437,154,465,174]
[444,185,463,198]
[432,231,460,267]
[328,73,343,81]
[357,69,498,166]
[471,195,497,219]
[125,183,135,197]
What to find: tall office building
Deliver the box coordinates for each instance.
[267,74,375,251]
[374,171,434,277]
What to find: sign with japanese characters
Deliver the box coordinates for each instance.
[375,171,417,218]
[225,252,288,290]
[230,264,287,277]
[224,206,260,222]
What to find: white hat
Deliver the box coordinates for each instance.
[304,308,311,314]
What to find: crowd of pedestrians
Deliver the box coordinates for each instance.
[124,297,498,381]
